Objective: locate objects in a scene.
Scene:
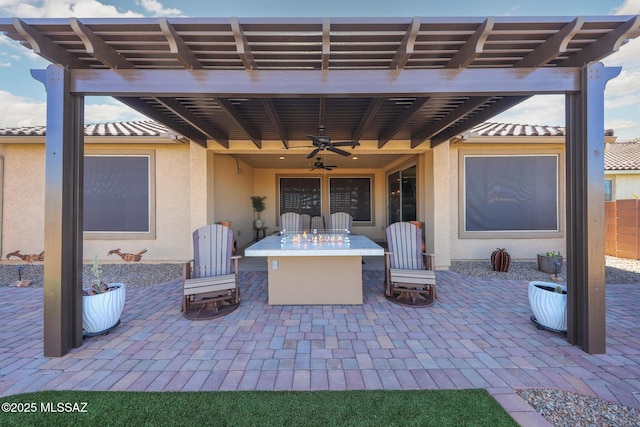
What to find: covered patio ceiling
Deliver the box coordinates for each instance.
[1,15,639,157]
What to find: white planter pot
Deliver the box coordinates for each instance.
[255,219,263,228]
[83,283,126,334]
[528,281,567,332]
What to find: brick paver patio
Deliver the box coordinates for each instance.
[1,269,639,426]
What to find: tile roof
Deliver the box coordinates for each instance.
[470,122,566,137]
[605,142,640,171]
[0,121,172,137]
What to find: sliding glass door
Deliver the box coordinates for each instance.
[387,165,416,226]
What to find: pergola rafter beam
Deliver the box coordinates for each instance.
[411,96,493,147]
[389,17,421,70]
[445,17,494,68]
[70,18,135,70]
[322,18,330,70]
[378,97,430,148]
[262,98,288,148]
[231,17,257,70]
[214,97,261,148]
[318,98,326,128]
[560,15,640,66]
[114,96,209,147]
[430,96,530,146]
[13,18,85,68]
[353,98,384,142]
[159,18,203,70]
[155,97,228,146]
[515,17,584,68]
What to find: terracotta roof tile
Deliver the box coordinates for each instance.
[605,142,640,171]
[0,121,171,137]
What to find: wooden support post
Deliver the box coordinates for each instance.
[35,65,85,357]
[565,63,620,354]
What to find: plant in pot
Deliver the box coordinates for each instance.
[82,255,126,337]
[250,196,267,228]
[528,281,567,333]
[537,251,563,275]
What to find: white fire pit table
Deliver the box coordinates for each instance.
[244,234,384,305]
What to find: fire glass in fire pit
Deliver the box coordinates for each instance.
[280,229,351,245]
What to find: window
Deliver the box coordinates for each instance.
[84,152,155,239]
[329,177,372,222]
[279,177,321,217]
[604,179,613,201]
[462,154,560,237]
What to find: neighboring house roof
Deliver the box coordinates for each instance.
[469,122,616,138]
[605,142,640,171]
[470,122,565,137]
[0,121,172,137]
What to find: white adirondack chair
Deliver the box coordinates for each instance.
[182,224,240,319]
[385,221,436,307]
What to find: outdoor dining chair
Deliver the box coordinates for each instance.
[280,212,302,233]
[325,212,353,233]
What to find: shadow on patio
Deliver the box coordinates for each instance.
[1,265,639,425]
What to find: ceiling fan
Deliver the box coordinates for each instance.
[310,157,337,171]
[294,125,360,159]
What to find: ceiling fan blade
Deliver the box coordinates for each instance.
[307,148,321,159]
[331,140,360,147]
[327,146,350,156]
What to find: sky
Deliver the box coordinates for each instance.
[0,0,639,140]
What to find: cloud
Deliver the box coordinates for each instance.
[0,91,147,127]
[137,0,183,17]
[0,0,144,17]
[0,90,46,127]
[85,99,147,124]
[606,118,637,130]
[612,0,640,14]
[492,95,565,127]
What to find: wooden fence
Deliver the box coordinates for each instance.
[605,199,640,259]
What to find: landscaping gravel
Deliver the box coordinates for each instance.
[516,388,640,427]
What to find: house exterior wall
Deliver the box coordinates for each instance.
[0,135,575,265]
[212,153,257,249]
[448,141,567,261]
[606,172,640,200]
[0,142,194,263]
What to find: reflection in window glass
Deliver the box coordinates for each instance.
[604,179,613,201]
[329,177,372,221]
[279,177,321,217]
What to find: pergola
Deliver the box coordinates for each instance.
[1,16,638,356]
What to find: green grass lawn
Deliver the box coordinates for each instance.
[0,389,517,426]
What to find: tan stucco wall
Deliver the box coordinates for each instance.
[212,153,256,249]
[606,172,640,200]
[0,142,195,263]
[448,142,566,261]
[0,144,46,258]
